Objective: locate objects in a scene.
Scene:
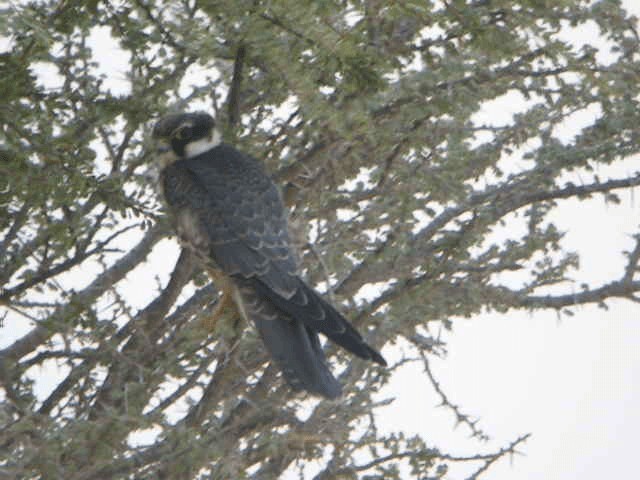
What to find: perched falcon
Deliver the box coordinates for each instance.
[152,112,386,398]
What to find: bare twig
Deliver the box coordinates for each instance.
[419,350,489,441]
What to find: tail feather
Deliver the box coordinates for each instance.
[234,282,342,398]
[250,277,387,366]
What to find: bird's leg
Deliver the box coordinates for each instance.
[201,284,234,331]
[200,269,235,332]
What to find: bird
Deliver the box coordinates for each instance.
[152,112,386,398]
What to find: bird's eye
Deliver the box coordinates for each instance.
[174,125,193,140]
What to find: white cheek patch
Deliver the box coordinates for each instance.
[184,130,222,158]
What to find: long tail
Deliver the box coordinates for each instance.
[249,277,387,366]
[233,281,343,398]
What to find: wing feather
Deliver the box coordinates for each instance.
[181,146,301,297]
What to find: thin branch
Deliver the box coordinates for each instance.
[0,222,139,303]
[0,202,30,257]
[462,434,531,480]
[623,233,640,284]
[418,350,489,441]
[503,279,640,310]
[0,225,164,364]
[89,248,195,419]
[226,43,246,133]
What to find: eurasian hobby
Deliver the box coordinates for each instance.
[152,112,385,398]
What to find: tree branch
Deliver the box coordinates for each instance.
[226,43,246,134]
[0,225,165,364]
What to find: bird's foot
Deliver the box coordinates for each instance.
[200,285,234,332]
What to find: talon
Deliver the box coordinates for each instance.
[200,279,235,331]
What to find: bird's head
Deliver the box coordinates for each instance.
[152,112,221,164]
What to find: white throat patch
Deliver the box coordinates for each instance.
[184,129,222,158]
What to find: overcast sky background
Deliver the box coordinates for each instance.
[2,2,639,479]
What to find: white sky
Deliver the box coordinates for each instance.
[376,195,640,479]
[2,2,639,479]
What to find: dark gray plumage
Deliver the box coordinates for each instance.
[152,112,386,398]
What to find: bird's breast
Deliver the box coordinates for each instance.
[173,209,209,257]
